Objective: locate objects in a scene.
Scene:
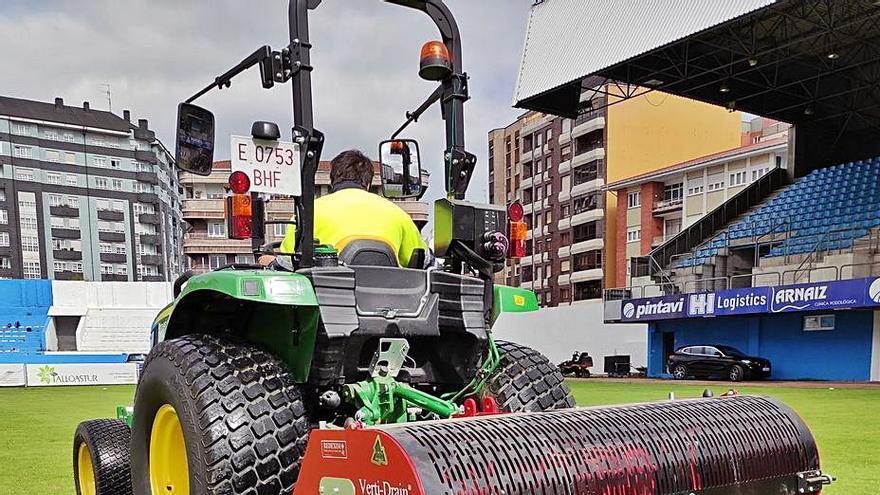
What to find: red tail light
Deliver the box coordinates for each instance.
[226,194,253,240]
[507,202,526,258]
[228,171,250,194]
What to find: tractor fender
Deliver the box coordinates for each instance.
[491,285,539,323]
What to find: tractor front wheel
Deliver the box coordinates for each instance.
[130,334,311,495]
[481,340,576,412]
[73,419,132,495]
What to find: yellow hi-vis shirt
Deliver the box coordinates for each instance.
[280,187,427,267]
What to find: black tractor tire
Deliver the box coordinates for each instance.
[576,368,591,379]
[130,334,311,495]
[481,340,576,412]
[729,364,745,382]
[73,419,133,495]
[672,364,689,380]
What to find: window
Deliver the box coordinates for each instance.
[707,179,725,192]
[100,243,112,254]
[15,168,34,181]
[729,170,747,187]
[67,196,78,208]
[72,262,82,273]
[51,217,64,228]
[20,217,38,231]
[209,255,226,269]
[627,191,640,208]
[751,167,770,181]
[66,175,78,187]
[0,189,5,202]
[804,315,835,331]
[46,150,60,163]
[0,210,6,225]
[0,232,8,247]
[13,146,32,159]
[111,179,123,191]
[63,133,75,143]
[101,264,113,274]
[23,262,41,279]
[560,259,571,273]
[561,118,571,134]
[47,173,62,185]
[64,152,76,164]
[94,157,107,168]
[235,254,255,264]
[11,123,29,135]
[208,222,226,238]
[21,235,39,252]
[273,223,287,238]
[44,129,58,140]
[627,228,641,243]
[687,181,704,196]
[54,261,66,273]
[116,265,127,276]
[114,244,126,254]
[110,159,120,169]
[664,183,683,202]
[95,177,108,189]
[0,257,10,269]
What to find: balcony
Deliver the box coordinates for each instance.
[55,272,84,281]
[52,228,81,240]
[101,274,129,282]
[558,159,572,174]
[570,268,603,283]
[136,171,160,185]
[97,209,124,222]
[183,233,252,254]
[519,148,535,164]
[100,252,127,263]
[572,116,605,139]
[570,178,604,198]
[135,150,158,163]
[139,213,161,225]
[571,147,605,168]
[53,249,82,261]
[569,208,604,228]
[98,231,126,242]
[138,192,159,204]
[141,275,165,282]
[141,254,164,265]
[140,234,161,245]
[49,205,79,217]
[182,199,225,219]
[571,238,604,254]
[653,197,683,214]
[557,273,571,285]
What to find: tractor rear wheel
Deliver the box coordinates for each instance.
[73,419,133,495]
[130,334,311,495]
[481,340,576,412]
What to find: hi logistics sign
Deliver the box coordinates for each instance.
[620,277,880,322]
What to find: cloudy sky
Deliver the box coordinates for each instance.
[0,1,533,204]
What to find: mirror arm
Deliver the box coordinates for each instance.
[391,85,443,139]
[185,45,279,104]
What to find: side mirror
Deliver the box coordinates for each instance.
[175,102,215,176]
[379,139,423,199]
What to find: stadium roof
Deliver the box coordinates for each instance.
[515,0,880,136]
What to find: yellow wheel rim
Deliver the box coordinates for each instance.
[77,442,97,495]
[149,404,190,495]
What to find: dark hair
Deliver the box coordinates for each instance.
[330,150,374,190]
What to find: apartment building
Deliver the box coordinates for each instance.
[0,96,183,281]
[489,87,742,306]
[609,119,790,288]
[181,160,429,271]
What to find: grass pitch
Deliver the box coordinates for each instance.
[0,381,876,494]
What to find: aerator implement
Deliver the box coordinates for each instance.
[72,1,833,495]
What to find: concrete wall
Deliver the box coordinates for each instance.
[493,300,647,371]
[649,309,879,381]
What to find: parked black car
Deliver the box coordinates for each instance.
[667,345,771,381]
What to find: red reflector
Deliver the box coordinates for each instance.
[229,171,250,194]
[507,202,524,222]
[230,215,252,239]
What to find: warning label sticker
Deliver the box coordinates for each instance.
[321,440,348,459]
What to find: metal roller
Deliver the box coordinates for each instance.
[293,396,831,495]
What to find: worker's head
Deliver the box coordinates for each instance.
[330,150,374,191]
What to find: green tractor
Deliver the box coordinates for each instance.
[73,2,834,495]
[73,1,571,494]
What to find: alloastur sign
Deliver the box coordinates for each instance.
[230,135,302,196]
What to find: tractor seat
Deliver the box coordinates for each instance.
[339,239,397,267]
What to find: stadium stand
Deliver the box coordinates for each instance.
[677,158,880,271]
[0,280,51,363]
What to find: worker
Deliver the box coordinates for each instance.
[260,149,427,267]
